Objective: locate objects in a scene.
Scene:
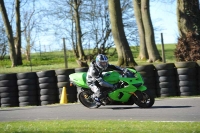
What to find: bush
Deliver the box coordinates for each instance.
[174,32,200,61]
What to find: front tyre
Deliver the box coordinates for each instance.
[78,90,101,109]
[135,89,155,108]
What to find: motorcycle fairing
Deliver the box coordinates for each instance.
[108,84,147,102]
[69,72,89,88]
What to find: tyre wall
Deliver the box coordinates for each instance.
[36,70,59,105]
[0,73,19,107]
[135,64,157,97]
[55,68,77,103]
[1,61,200,107]
[17,72,38,107]
[175,61,198,96]
[155,63,178,97]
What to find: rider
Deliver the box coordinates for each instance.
[86,54,126,105]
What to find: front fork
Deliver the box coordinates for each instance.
[130,88,148,103]
[130,85,147,103]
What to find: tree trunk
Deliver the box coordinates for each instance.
[133,0,148,60]
[15,0,22,65]
[177,0,200,38]
[70,4,79,59]
[74,0,85,60]
[0,0,17,67]
[108,0,137,67]
[175,0,200,61]
[141,0,161,62]
[25,37,31,61]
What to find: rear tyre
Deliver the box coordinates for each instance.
[78,90,100,109]
[135,90,155,108]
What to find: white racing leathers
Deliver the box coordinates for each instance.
[86,61,123,98]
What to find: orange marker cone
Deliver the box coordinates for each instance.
[60,87,67,104]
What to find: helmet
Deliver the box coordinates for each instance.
[95,54,108,70]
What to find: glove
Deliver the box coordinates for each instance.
[112,84,118,90]
[123,68,128,74]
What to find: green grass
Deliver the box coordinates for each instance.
[0,44,177,73]
[157,43,177,62]
[0,120,199,133]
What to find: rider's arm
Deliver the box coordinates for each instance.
[107,64,124,71]
[91,69,114,88]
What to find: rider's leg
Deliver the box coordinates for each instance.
[89,84,101,103]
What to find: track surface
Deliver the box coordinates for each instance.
[0,97,200,122]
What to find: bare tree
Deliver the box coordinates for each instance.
[108,0,137,66]
[47,0,112,66]
[21,5,36,61]
[73,0,85,61]
[15,0,22,65]
[133,0,148,60]
[47,0,87,67]
[133,0,161,62]
[0,23,7,60]
[85,0,112,56]
[0,0,17,67]
[45,0,139,66]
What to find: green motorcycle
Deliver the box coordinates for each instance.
[69,68,155,108]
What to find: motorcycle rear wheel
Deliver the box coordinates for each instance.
[135,89,155,108]
[78,90,101,108]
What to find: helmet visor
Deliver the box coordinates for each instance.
[99,61,108,68]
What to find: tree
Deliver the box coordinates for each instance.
[175,0,200,61]
[133,0,161,62]
[47,0,87,67]
[21,4,37,61]
[133,0,148,60]
[177,0,200,37]
[0,0,17,67]
[73,0,85,61]
[48,0,110,66]
[0,0,23,67]
[15,0,22,65]
[45,0,138,67]
[108,0,137,66]
[0,23,7,60]
[87,0,112,56]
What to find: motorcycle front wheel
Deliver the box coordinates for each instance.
[135,89,155,108]
[78,90,101,109]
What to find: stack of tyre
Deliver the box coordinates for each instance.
[37,70,59,105]
[134,64,157,97]
[56,68,77,103]
[75,67,89,73]
[155,63,177,97]
[17,72,38,107]
[0,73,19,107]
[175,61,198,96]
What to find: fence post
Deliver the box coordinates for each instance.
[63,38,68,68]
[161,33,166,63]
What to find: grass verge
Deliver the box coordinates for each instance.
[0,120,199,133]
[0,44,177,74]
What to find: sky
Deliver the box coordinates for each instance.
[34,1,179,52]
[150,1,178,44]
